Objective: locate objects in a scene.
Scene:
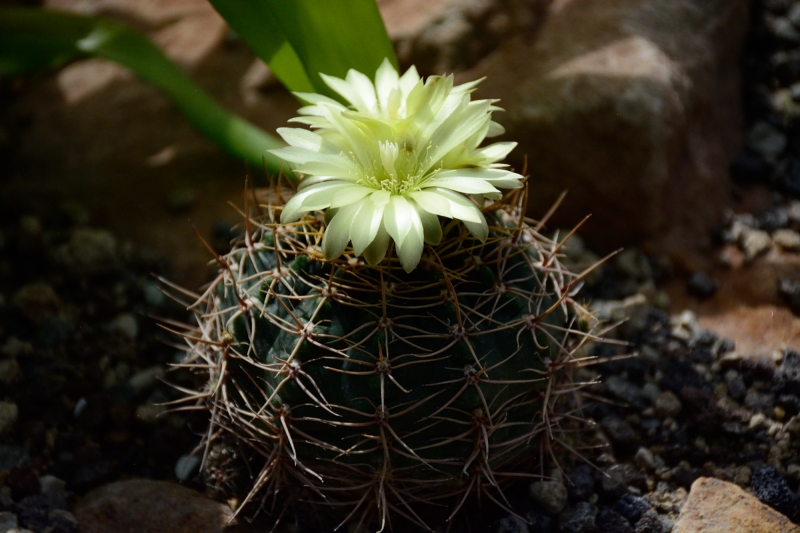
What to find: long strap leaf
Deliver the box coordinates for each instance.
[0,7,291,178]
[208,0,397,99]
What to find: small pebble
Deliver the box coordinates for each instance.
[135,403,165,424]
[143,283,166,307]
[613,494,651,524]
[749,412,767,430]
[0,402,18,435]
[615,250,653,280]
[734,465,752,486]
[775,349,800,394]
[596,508,634,533]
[55,228,118,275]
[530,471,568,514]
[768,15,800,42]
[558,502,597,533]
[39,475,66,495]
[0,512,17,531]
[687,272,717,299]
[746,121,787,163]
[493,515,528,533]
[11,283,60,324]
[642,383,661,402]
[600,416,639,449]
[752,465,798,520]
[654,391,682,419]
[601,465,629,499]
[1,337,31,359]
[175,455,200,482]
[0,361,22,386]
[634,509,672,533]
[46,509,79,533]
[128,366,165,393]
[773,228,800,250]
[739,228,773,261]
[524,509,555,532]
[606,376,651,410]
[109,314,138,340]
[789,3,800,26]
[726,375,747,400]
[566,465,595,502]
[634,447,658,471]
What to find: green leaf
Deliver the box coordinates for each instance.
[208,0,397,98]
[0,7,293,179]
[203,1,315,94]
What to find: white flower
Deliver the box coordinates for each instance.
[270,58,523,272]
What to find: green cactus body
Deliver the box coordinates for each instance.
[182,191,592,530]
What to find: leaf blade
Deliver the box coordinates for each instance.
[0,7,291,178]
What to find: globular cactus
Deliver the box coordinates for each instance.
[171,59,600,531]
[174,186,596,531]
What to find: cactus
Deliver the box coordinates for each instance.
[169,59,600,531]
[172,183,597,531]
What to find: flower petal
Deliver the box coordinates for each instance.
[315,104,372,165]
[398,65,421,98]
[280,182,350,222]
[487,121,505,137]
[409,189,483,223]
[429,168,523,191]
[375,58,399,111]
[350,199,385,255]
[423,176,501,195]
[391,202,424,273]
[414,202,442,245]
[423,100,493,169]
[293,92,344,107]
[319,73,362,107]
[269,146,349,167]
[295,160,357,178]
[330,185,374,209]
[463,214,489,242]
[383,195,414,248]
[363,223,391,265]
[345,69,378,113]
[473,142,517,163]
[322,203,361,260]
[277,127,338,153]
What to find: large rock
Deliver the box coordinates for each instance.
[673,477,800,533]
[74,479,254,533]
[463,0,749,261]
[380,0,549,73]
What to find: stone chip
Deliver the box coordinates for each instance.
[673,477,800,533]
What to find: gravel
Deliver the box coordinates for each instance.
[752,465,799,520]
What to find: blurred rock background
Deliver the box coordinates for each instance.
[0,0,751,284]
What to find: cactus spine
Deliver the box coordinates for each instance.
[175,185,596,531]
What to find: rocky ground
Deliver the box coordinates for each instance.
[2,0,800,532]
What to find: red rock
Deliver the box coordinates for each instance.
[673,477,800,533]
[665,249,800,359]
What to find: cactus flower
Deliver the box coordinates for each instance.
[271,58,523,272]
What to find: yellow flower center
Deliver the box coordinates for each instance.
[356,141,439,195]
